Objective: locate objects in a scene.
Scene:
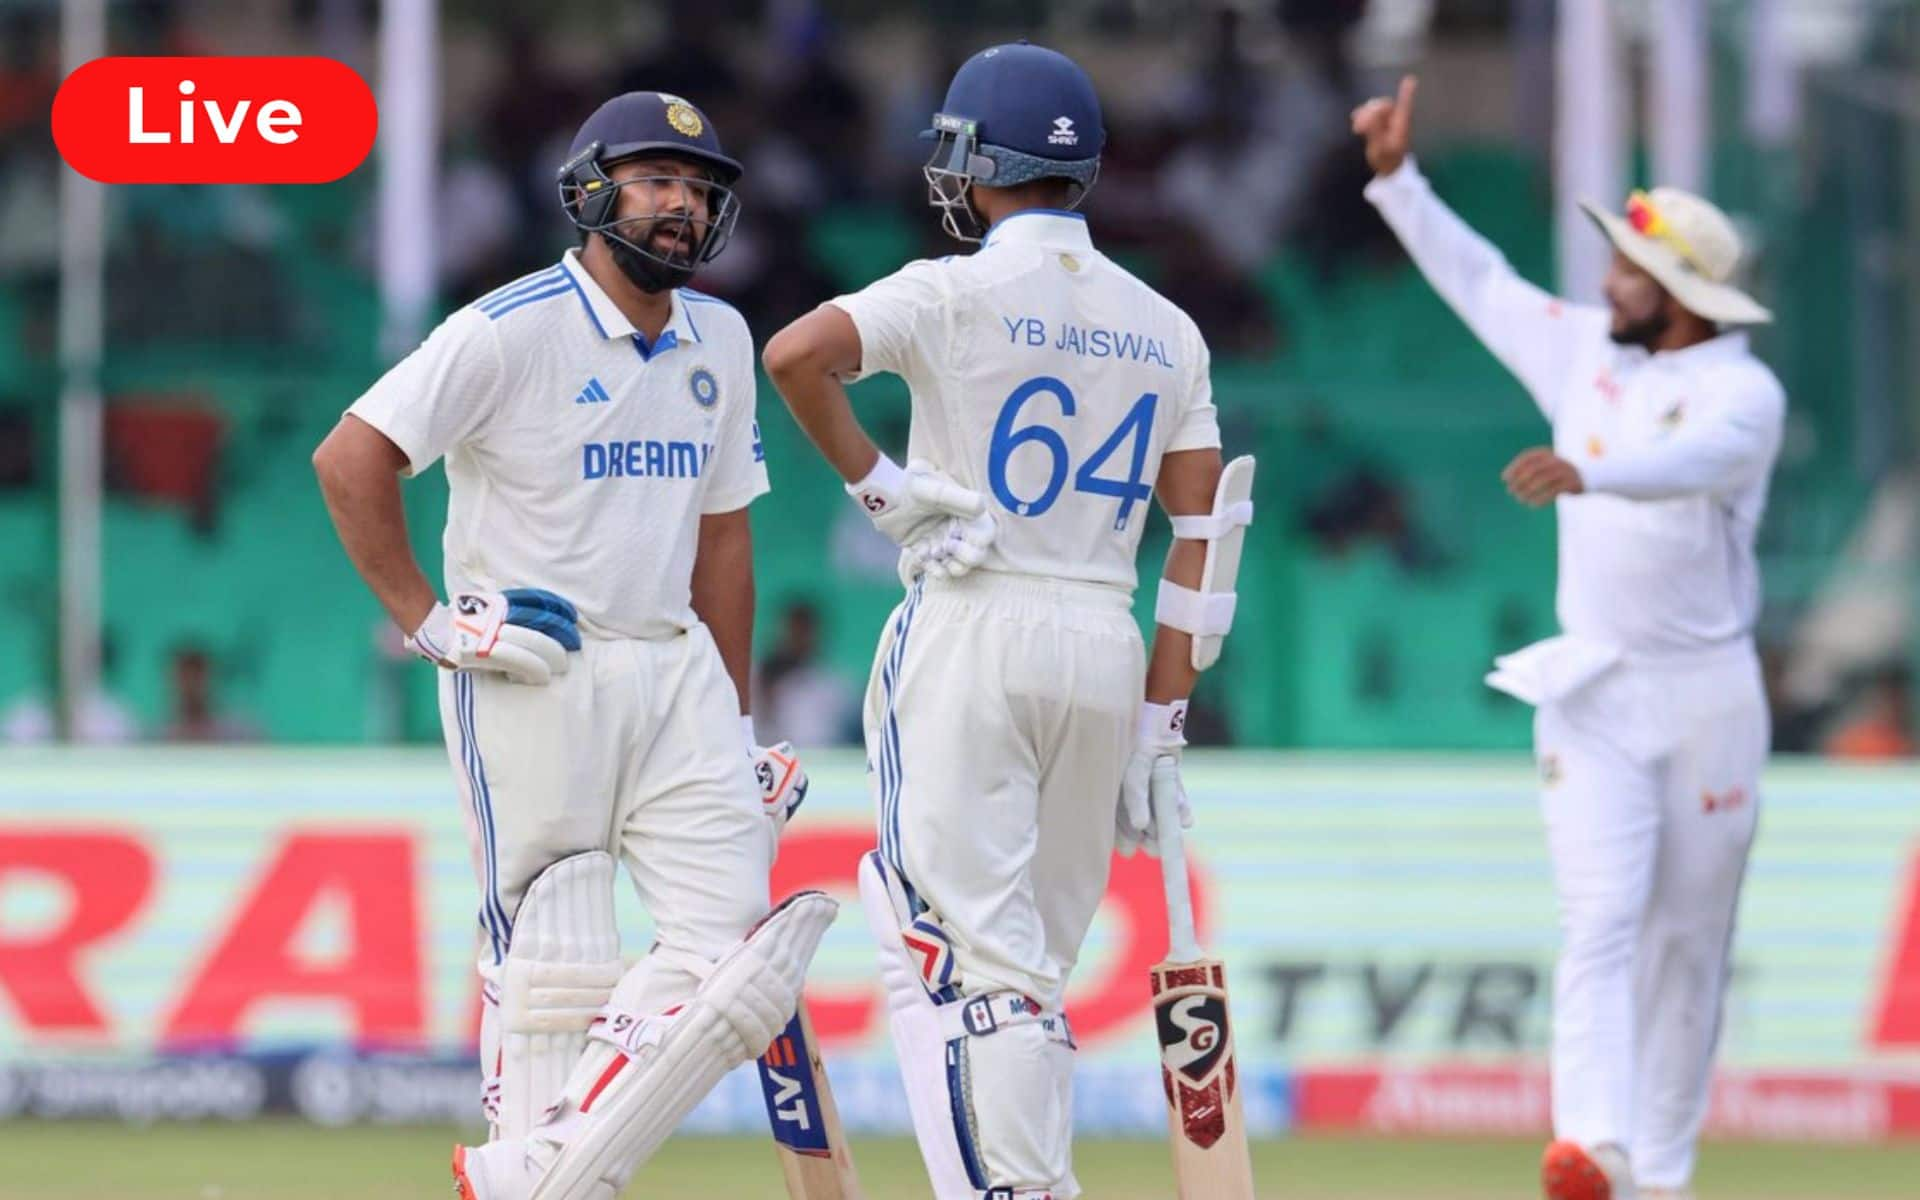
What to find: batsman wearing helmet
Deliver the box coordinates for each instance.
[765,42,1253,1199]
[313,92,830,1200]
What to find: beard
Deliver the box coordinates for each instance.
[604,226,699,294]
[1609,309,1670,349]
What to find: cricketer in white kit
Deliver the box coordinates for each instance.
[1356,79,1785,1200]
[314,92,829,1200]
[766,43,1253,1200]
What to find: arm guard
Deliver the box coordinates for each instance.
[1154,454,1255,670]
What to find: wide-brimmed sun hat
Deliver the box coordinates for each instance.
[1580,188,1772,325]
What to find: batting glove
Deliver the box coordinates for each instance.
[1116,699,1193,857]
[897,508,999,586]
[849,454,986,549]
[406,588,581,686]
[751,739,810,834]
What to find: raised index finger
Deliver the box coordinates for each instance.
[1389,75,1418,143]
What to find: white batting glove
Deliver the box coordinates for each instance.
[406,588,580,686]
[897,508,999,586]
[849,455,986,549]
[1116,699,1193,858]
[752,740,810,834]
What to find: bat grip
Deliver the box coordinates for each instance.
[1151,756,1202,964]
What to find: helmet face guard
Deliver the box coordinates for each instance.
[923,113,997,243]
[922,112,1100,245]
[558,140,742,292]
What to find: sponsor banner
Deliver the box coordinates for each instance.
[0,1052,1295,1138]
[2,750,1918,1137]
[1296,1065,1920,1142]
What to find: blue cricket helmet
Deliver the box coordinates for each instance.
[564,91,743,186]
[923,42,1105,242]
[557,91,743,292]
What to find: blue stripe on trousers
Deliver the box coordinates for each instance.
[878,579,924,905]
[455,673,512,961]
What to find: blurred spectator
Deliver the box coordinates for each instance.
[1294,410,1444,572]
[1158,8,1294,275]
[613,10,747,131]
[1,636,141,744]
[164,645,260,743]
[1,688,142,745]
[0,9,58,278]
[754,598,856,747]
[0,407,35,488]
[1823,665,1915,759]
[754,10,872,211]
[438,141,525,301]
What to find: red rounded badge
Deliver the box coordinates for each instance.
[53,57,377,184]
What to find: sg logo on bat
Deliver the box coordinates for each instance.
[1154,991,1230,1084]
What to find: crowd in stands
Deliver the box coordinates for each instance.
[0,1,1911,754]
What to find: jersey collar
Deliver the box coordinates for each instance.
[1655,329,1749,364]
[558,249,701,359]
[981,208,1094,252]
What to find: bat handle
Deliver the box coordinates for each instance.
[1151,755,1202,964]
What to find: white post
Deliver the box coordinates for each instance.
[1651,0,1711,194]
[1554,0,1627,302]
[1745,0,1798,147]
[378,0,439,359]
[57,0,106,740]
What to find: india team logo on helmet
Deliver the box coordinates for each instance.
[688,366,719,408]
[663,96,704,139]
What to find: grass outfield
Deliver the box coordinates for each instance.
[3,1126,1919,1199]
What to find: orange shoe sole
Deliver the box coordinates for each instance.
[1541,1140,1613,1200]
[452,1144,478,1200]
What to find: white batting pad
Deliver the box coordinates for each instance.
[527,890,838,1200]
[858,853,1077,1199]
[496,851,622,1140]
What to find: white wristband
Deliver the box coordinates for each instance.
[741,713,757,751]
[1137,699,1189,750]
[405,601,452,665]
[846,453,906,502]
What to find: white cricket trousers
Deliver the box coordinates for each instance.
[865,570,1144,1007]
[437,624,772,1040]
[1535,640,1766,1190]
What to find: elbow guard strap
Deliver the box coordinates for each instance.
[1156,580,1238,637]
[1159,454,1257,670]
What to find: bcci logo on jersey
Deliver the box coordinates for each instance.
[688,367,719,409]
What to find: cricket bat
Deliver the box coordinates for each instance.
[756,1000,865,1199]
[1149,756,1256,1199]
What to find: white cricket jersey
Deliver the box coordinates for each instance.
[829,210,1220,592]
[1366,159,1786,656]
[347,249,768,640]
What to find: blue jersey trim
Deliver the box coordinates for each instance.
[562,271,612,338]
[480,284,574,321]
[475,265,566,309]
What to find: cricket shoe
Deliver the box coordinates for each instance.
[453,1140,539,1200]
[1541,1140,1636,1200]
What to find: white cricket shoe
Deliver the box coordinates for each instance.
[1541,1140,1637,1200]
[453,1140,539,1200]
